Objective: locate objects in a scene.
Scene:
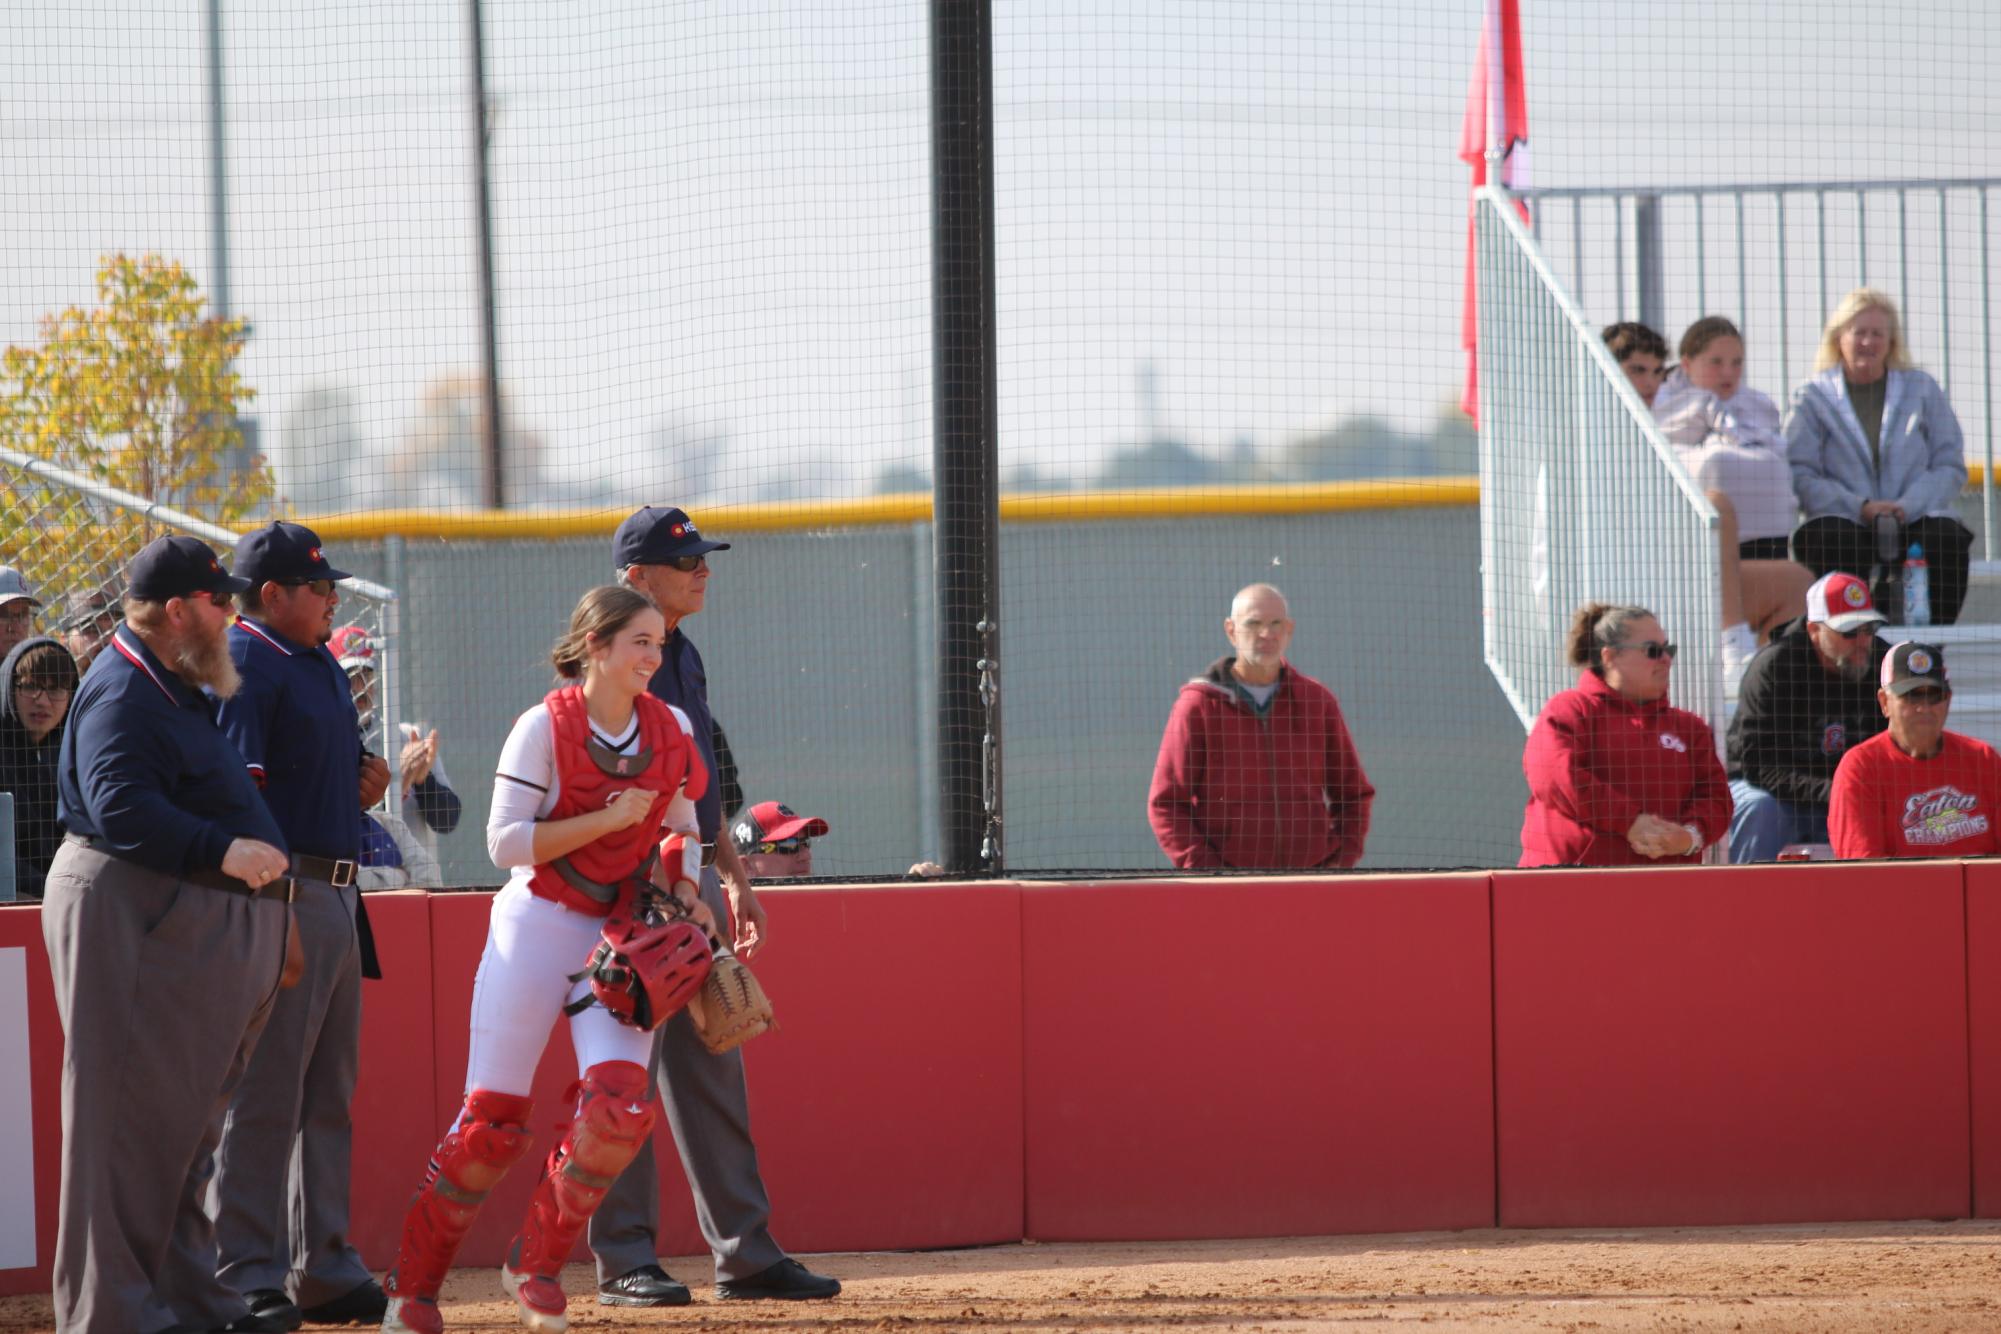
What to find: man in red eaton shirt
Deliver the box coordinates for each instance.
[1830,641,2001,858]
[1148,583,1375,869]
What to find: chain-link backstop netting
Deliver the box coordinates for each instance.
[3,1,1998,882]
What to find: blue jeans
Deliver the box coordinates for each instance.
[1728,779,1828,863]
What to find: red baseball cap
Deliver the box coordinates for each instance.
[329,624,379,673]
[731,800,830,854]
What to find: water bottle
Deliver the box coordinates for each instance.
[1904,542,1931,627]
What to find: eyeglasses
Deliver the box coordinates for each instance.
[1900,686,1949,705]
[282,578,337,598]
[661,555,707,574]
[14,683,70,703]
[754,837,811,856]
[1831,623,1878,639]
[1614,640,1678,661]
[186,589,233,608]
[0,606,31,624]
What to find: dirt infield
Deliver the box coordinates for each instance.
[6,1221,2001,1332]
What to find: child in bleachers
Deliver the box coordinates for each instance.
[1645,317,1813,679]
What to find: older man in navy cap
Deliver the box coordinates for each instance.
[43,535,295,1334]
[588,505,841,1307]
[210,521,391,1330]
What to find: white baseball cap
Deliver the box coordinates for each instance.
[1804,572,1887,634]
[0,566,40,610]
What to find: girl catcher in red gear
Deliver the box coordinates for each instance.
[382,586,718,1334]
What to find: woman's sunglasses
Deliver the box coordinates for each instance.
[1615,640,1677,661]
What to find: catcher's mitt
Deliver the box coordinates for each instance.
[687,947,777,1054]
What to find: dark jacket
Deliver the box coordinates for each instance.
[1725,616,1888,808]
[1148,657,1374,870]
[1,636,73,899]
[1519,669,1732,867]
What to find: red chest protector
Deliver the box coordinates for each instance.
[526,686,707,918]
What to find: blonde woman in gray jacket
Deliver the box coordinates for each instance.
[1787,287,1971,624]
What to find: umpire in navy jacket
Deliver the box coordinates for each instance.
[588,505,841,1305]
[211,522,391,1329]
[42,535,295,1334]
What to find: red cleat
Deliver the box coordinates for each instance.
[500,1263,568,1332]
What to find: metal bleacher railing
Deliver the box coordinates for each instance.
[0,441,403,803]
[1517,175,2000,561]
[1473,185,1725,736]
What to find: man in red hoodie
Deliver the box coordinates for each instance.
[1148,583,1375,869]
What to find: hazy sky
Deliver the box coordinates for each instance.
[2,0,1997,511]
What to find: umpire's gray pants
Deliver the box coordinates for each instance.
[588,867,784,1284]
[211,876,372,1308]
[41,843,290,1334]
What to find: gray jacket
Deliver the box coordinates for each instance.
[1785,366,1965,522]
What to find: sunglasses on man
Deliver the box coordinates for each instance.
[281,578,338,598]
[658,554,707,574]
[754,837,811,856]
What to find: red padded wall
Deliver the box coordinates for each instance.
[728,883,1024,1252]
[1020,875,1496,1241]
[419,883,1025,1268]
[1493,863,1970,1227]
[0,907,60,1298]
[1965,862,2001,1218]
[346,892,440,1268]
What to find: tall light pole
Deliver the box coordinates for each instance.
[205,0,230,323]
[468,0,506,509]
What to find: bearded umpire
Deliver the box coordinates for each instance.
[42,536,294,1334]
[210,522,391,1329]
[586,506,841,1304]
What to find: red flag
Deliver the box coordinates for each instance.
[1459,0,1529,423]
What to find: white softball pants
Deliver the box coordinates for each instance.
[462,880,654,1096]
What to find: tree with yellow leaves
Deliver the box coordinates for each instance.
[0,253,270,610]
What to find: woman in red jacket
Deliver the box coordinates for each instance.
[1519,602,1733,867]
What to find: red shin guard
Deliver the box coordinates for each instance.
[386,1089,536,1301]
[505,1061,657,1278]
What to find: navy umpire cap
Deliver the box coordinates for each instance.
[127,535,253,601]
[233,520,350,586]
[613,506,731,568]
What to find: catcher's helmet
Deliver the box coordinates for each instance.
[568,904,713,1031]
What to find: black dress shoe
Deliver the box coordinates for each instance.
[716,1257,842,1301]
[598,1263,693,1307]
[241,1290,302,1333]
[212,1311,296,1334]
[298,1280,389,1324]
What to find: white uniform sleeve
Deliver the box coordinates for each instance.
[488,705,557,870]
[663,704,701,837]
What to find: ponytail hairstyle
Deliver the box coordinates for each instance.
[1567,602,1653,677]
[550,584,659,681]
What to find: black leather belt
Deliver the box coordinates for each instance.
[65,833,298,903]
[290,853,358,888]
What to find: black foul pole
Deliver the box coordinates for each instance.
[468,0,506,509]
[930,0,1001,874]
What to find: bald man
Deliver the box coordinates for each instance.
[1148,583,1375,870]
